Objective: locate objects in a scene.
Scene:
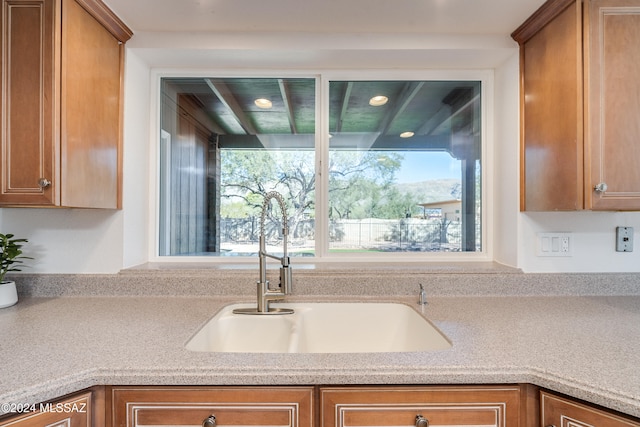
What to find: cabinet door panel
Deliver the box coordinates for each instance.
[137,408,292,426]
[541,391,640,427]
[586,0,640,210]
[111,387,314,427]
[0,0,57,205]
[320,386,521,427]
[60,0,122,208]
[517,0,583,211]
[342,407,502,426]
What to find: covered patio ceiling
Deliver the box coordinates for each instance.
[163,77,480,157]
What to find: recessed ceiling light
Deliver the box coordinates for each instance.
[254,98,272,109]
[400,131,415,138]
[369,95,388,106]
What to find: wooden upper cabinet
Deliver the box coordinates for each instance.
[110,386,314,427]
[0,0,132,208]
[541,391,640,427]
[513,0,640,211]
[0,0,56,206]
[585,0,640,209]
[320,386,522,427]
[512,0,584,211]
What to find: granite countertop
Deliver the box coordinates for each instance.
[1,292,640,418]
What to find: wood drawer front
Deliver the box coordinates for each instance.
[111,387,314,427]
[0,391,91,427]
[320,386,521,427]
[541,392,640,427]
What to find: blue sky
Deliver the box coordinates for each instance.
[395,151,461,183]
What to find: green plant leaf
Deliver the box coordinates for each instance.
[0,234,32,282]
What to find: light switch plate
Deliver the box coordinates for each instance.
[616,226,634,252]
[537,232,572,257]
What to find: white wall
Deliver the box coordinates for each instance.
[0,208,123,274]
[121,50,152,269]
[2,32,639,274]
[519,212,640,272]
[493,53,520,268]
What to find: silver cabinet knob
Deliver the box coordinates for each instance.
[202,415,217,427]
[594,182,608,193]
[415,415,429,427]
[38,178,51,188]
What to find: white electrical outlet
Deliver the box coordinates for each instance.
[616,227,634,252]
[537,233,573,257]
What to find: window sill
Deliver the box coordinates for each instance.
[122,261,522,276]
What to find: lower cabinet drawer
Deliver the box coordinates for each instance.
[111,386,314,427]
[320,386,521,427]
[541,391,640,427]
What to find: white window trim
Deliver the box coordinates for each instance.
[147,69,494,264]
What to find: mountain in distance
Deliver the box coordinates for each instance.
[395,178,461,204]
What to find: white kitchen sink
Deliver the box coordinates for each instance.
[185,302,451,353]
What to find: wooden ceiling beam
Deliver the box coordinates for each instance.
[278,79,298,134]
[335,82,353,133]
[187,94,228,135]
[416,89,479,136]
[204,78,257,135]
[376,81,424,135]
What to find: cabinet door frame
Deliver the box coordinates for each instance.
[110,386,314,427]
[584,0,640,210]
[0,0,59,206]
[320,386,522,427]
[541,390,640,427]
[512,0,585,211]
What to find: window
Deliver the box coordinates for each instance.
[157,74,484,259]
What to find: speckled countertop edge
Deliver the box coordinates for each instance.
[1,292,640,418]
[9,262,640,297]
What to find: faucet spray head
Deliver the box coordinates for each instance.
[280,261,293,294]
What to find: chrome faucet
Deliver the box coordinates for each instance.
[233,191,294,315]
[418,283,428,305]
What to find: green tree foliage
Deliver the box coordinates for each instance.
[221,149,422,234]
[221,150,315,236]
[329,151,419,219]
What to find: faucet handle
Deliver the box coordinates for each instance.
[280,264,293,295]
[418,284,427,305]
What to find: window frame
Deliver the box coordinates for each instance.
[148,69,494,264]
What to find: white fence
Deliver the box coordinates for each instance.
[221,217,463,252]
